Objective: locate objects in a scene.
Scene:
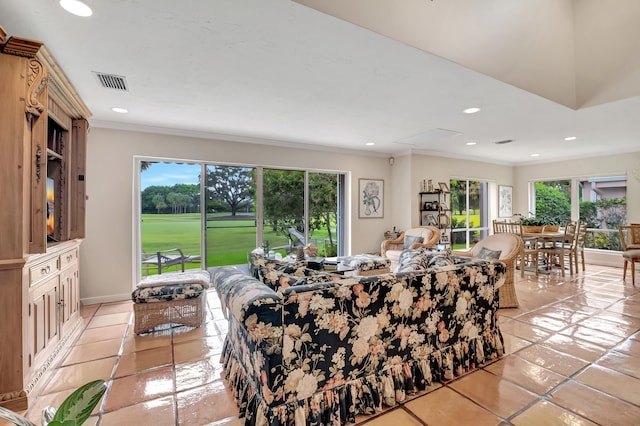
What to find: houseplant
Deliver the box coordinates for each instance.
[519,214,561,233]
[0,379,106,426]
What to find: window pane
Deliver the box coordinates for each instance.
[140,161,201,275]
[205,165,257,266]
[263,169,305,256]
[533,180,572,225]
[579,176,627,251]
[309,172,340,256]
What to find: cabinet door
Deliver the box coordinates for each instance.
[29,277,60,366]
[68,119,88,239]
[59,266,79,336]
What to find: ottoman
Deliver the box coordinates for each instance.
[339,254,391,276]
[132,270,211,334]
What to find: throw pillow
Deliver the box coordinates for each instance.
[477,247,502,260]
[258,265,302,291]
[403,235,424,249]
[427,252,455,268]
[397,248,430,272]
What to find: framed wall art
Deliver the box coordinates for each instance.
[498,185,513,218]
[359,178,384,218]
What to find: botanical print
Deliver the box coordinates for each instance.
[359,179,384,218]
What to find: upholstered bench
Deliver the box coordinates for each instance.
[132,270,210,334]
[338,253,391,276]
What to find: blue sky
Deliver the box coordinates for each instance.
[141,162,201,190]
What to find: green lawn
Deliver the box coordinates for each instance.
[141,213,335,271]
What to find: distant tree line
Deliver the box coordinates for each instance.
[141,184,200,214]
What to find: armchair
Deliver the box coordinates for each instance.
[452,233,523,308]
[381,225,440,271]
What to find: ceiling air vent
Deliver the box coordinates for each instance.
[93,72,129,91]
[494,139,514,145]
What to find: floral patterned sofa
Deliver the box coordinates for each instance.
[212,251,506,425]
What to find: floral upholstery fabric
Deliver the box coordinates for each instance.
[338,254,391,272]
[213,257,507,426]
[258,264,343,292]
[131,283,204,303]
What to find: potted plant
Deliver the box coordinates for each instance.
[519,215,546,233]
[0,380,106,426]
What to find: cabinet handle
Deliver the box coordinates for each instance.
[41,265,51,274]
[58,299,65,306]
[66,255,73,262]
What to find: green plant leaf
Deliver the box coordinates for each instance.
[0,406,37,426]
[51,379,107,425]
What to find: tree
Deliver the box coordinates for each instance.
[206,166,254,216]
[309,173,338,248]
[151,194,167,214]
[263,170,304,232]
[535,182,571,224]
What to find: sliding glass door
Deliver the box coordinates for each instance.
[450,179,488,249]
[139,160,346,273]
[139,161,202,275]
[204,165,257,266]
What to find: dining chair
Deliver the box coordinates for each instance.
[573,222,587,274]
[493,219,539,276]
[619,225,640,286]
[537,221,578,277]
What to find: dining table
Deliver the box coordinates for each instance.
[522,231,570,274]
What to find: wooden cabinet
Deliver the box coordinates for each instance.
[0,27,90,410]
[419,190,452,247]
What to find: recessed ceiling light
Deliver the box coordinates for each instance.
[531,153,540,157]
[564,136,577,141]
[463,107,480,114]
[111,107,128,113]
[365,142,375,146]
[59,0,93,17]
[465,141,477,146]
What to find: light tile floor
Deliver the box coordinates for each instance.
[11,265,640,425]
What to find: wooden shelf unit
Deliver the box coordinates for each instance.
[0,27,91,410]
[419,190,452,247]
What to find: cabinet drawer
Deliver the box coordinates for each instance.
[30,258,60,285]
[59,248,78,269]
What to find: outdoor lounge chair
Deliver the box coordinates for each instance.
[141,248,187,275]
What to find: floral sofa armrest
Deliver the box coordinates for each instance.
[211,266,282,327]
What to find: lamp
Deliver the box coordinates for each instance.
[60,0,93,17]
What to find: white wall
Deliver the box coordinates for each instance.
[409,154,514,227]
[83,127,394,304]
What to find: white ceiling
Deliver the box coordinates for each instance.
[1,0,639,165]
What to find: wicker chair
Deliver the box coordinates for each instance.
[381,226,440,271]
[452,233,523,308]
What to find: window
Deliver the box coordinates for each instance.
[450,179,489,249]
[531,176,627,251]
[579,176,627,251]
[139,159,345,274]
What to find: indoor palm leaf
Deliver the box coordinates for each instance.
[0,380,107,426]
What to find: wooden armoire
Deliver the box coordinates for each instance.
[0,26,91,410]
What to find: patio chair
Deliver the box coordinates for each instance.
[141,248,186,275]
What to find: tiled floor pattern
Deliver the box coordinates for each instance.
[10,264,640,425]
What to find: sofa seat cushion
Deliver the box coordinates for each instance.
[339,254,391,273]
[259,264,342,291]
[132,283,204,303]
